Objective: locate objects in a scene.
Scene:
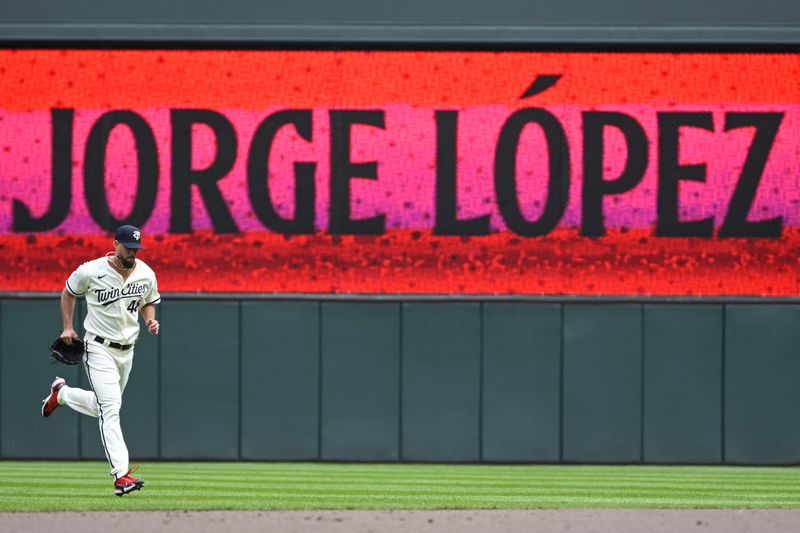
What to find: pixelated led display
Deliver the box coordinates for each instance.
[0,50,798,295]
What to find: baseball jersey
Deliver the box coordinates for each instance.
[65,256,161,345]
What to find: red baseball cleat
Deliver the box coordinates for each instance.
[41,376,66,418]
[114,465,145,496]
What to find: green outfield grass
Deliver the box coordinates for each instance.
[1,461,799,511]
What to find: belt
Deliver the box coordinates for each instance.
[94,335,133,350]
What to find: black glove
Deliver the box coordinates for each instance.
[49,337,85,365]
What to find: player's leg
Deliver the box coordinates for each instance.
[42,354,101,418]
[116,346,134,393]
[83,339,130,480]
[46,339,136,418]
[107,345,143,496]
[55,381,101,417]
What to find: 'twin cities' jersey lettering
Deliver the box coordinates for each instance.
[66,257,160,345]
[96,283,148,305]
[95,287,120,304]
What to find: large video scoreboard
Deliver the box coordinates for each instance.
[1,51,797,294]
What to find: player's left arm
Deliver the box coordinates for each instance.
[140,303,159,335]
[140,274,161,336]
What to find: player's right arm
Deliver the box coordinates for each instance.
[60,288,78,345]
[61,262,89,345]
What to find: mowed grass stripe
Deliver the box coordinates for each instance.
[4,464,799,484]
[127,472,800,485]
[1,462,798,511]
[4,465,800,484]
[4,465,797,484]
[0,463,800,483]
[4,489,797,503]
[6,473,800,492]
[60,476,800,492]
[3,462,795,474]
[6,482,798,498]
[6,472,799,489]
[34,480,798,493]
[2,482,747,495]
[9,479,799,497]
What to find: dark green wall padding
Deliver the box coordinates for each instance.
[562,304,642,463]
[481,303,560,462]
[321,302,400,461]
[402,303,481,462]
[2,297,798,465]
[242,301,320,460]
[643,305,723,464]
[724,306,800,464]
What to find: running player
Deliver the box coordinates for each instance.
[40,224,161,496]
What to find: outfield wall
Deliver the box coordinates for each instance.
[2,296,798,465]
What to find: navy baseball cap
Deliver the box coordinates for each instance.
[114,225,145,249]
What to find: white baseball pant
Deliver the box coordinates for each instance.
[57,336,134,479]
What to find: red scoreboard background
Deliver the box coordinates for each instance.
[1,50,798,295]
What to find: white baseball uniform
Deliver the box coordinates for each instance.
[57,255,160,478]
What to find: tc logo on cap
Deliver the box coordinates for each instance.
[115,225,146,249]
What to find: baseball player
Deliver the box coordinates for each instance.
[40,224,161,496]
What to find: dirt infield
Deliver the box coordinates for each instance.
[2,510,799,533]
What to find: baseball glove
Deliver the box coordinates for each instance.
[49,337,85,365]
